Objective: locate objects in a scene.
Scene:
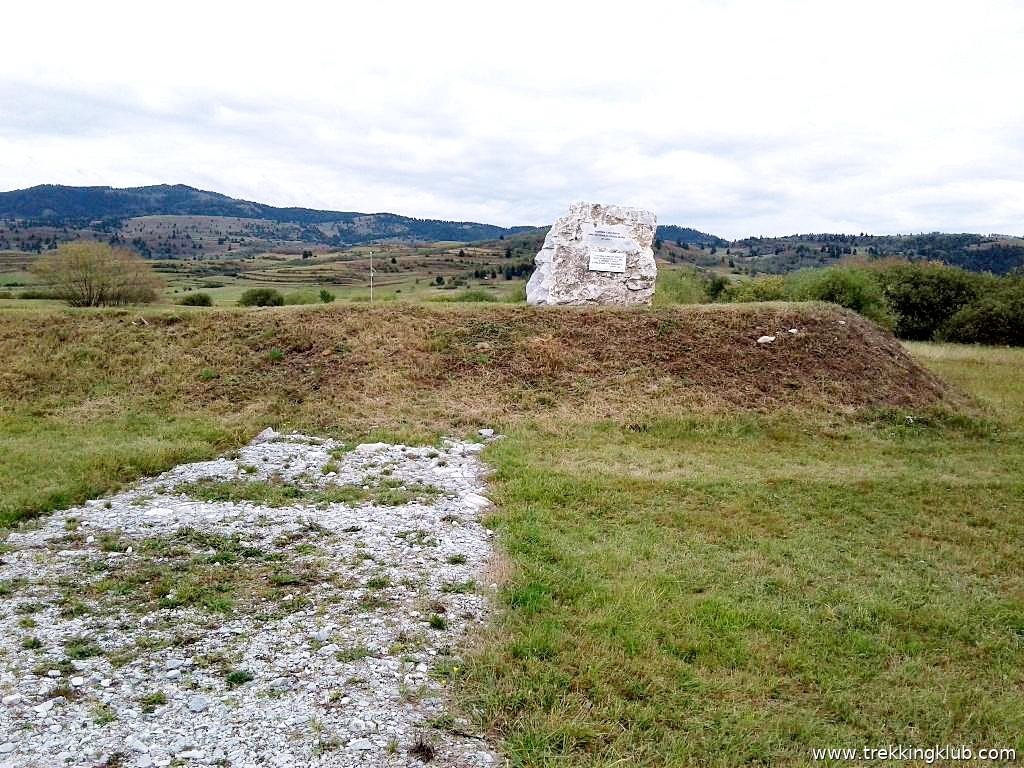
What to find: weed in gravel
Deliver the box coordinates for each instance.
[396,529,438,547]
[428,614,447,630]
[98,531,126,552]
[446,554,468,565]
[409,734,436,762]
[20,636,43,650]
[65,636,102,659]
[366,574,390,590]
[140,690,167,713]
[175,478,304,507]
[441,579,476,594]
[335,645,373,663]
[0,578,26,597]
[225,669,255,688]
[56,592,90,618]
[92,703,117,725]
[47,683,81,701]
[371,479,442,506]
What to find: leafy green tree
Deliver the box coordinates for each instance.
[873,262,981,340]
[938,282,1024,346]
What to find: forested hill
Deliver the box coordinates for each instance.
[690,232,1024,275]
[0,184,537,245]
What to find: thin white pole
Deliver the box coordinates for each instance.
[369,249,374,305]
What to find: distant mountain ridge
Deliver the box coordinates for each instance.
[0,184,726,247]
[0,184,537,245]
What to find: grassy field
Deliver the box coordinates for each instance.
[0,303,1020,766]
[465,347,1024,765]
[0,236,541,307]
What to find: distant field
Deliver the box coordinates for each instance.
[0,237,541,306]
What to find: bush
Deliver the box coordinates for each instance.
[319,289,335,303]
[433,289,497,303]
[283,290,319,305]
[938,283,1024,346]
[653,268,706,306]
[784,267,892,326]
[16,289,55,300]
[720,276,786,303]
[706,274,730,301]
[32,242,162,307]
[179,292,212,307]
[873,262,982,340]
[238,288,284,307]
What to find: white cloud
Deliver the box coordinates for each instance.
[1,0,1023,237]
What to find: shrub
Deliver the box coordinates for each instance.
[938,283,1024,346]
[283,290,319,305]
[319,289,336,303]
[784,267,892,326]
[873,262,982,340]
[706,274,730,301]
[436,289,498,303]
[653,268,706,306]
[238,288,284,307]
[179,292,212,307]
[32,242,162,307]
[720,276,786,303]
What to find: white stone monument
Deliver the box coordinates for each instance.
[526,201,657,306]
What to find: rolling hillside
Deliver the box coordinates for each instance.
[0,184,537,246]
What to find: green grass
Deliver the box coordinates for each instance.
[0,413,240,528]
[458,346,1024,766]
[0,299,1021,766]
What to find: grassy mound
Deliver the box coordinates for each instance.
[0,302,945,434]
[1,303,1021,766]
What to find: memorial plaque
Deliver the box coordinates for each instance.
[526,201,657,306]
[588,250,628,273]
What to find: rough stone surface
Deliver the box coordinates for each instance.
[526,201,657,306]
[0,431,502,767]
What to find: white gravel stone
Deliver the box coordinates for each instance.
[187,695,210,713]
[0,431,501,767]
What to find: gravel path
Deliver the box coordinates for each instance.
[0,430,502,767]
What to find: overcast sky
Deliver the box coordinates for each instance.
[2,1,1023,238]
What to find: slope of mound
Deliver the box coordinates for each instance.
[0,302,946,434]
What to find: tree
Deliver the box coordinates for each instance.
[32,242,162,306]
[874,262,981,340]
